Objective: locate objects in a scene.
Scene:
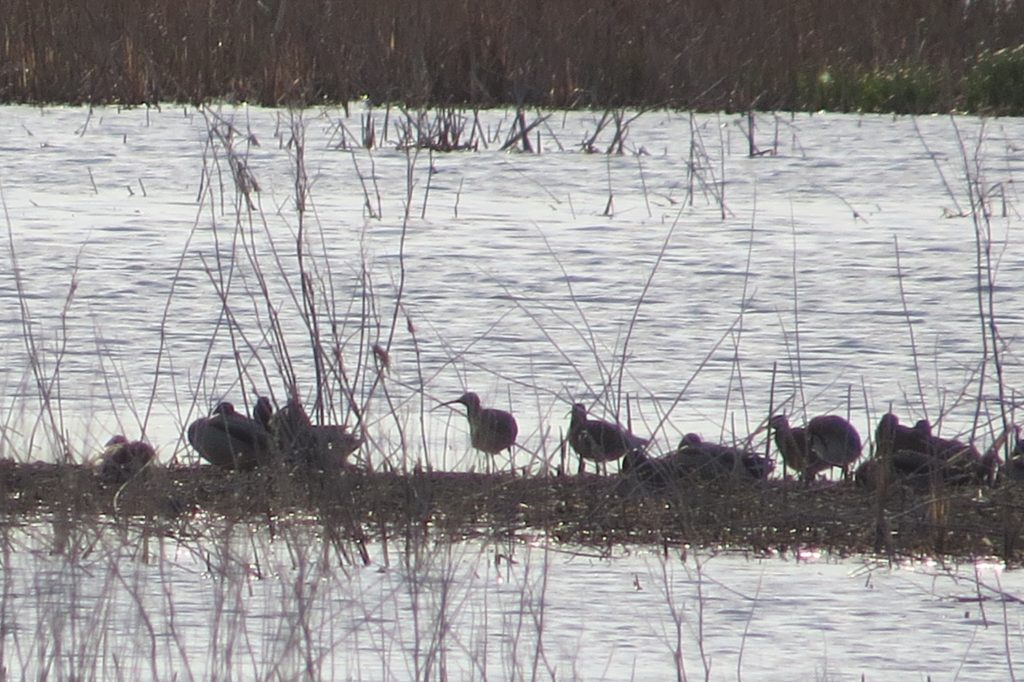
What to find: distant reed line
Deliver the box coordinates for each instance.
[2,0,1024,112]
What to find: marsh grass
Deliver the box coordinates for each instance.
[1,107,1020,564]
[1,462,1022,564]
[5,0,1024,113]
[1,107,1024,680]
[967,46,1024,115]
[799,63,945,114]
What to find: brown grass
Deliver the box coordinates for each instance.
[2,0,1024,108]
[5,459,1024,564]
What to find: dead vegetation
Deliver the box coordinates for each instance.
[5,460,1024,564]
[3,0,1024,111]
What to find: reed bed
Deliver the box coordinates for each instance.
[4,0,1024,112]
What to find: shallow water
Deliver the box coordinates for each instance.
[0,106,1022,678]
[3,520,1021,681]
[0,106,1021,471]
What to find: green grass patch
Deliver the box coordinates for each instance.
[967,44,1024,114]
[799,62,943,114]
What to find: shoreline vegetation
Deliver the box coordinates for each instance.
[1,106,1019,567]
[1,23,1021,676]
[2,0,1024,113]
[5,461,1024,565]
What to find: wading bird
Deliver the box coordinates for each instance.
[187,401,271,471]
[620,433,771,492]
[620,448,676,489]
[858,429,1002,490]
[568,403,647,474]
[674,433,774,481]
[440,391,518,473]
[265,397,363,470]
[875,413,931,455]
[770,413,862,481]
[861,413,1005,489]
[806,414,862,479]
[98,435,155,485]
[253,395,274,431]
[769,414,814,479]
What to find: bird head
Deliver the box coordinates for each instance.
[437,391,481,415]
[678,433,703,450]
[877,413,899,432]
[213,402,237,417]
[253,396,274,428]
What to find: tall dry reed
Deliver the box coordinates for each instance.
[4,0,1024,111]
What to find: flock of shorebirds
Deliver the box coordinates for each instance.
[97,396,362,485]
[95,389,1024,492]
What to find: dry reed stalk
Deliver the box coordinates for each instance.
[5,0,1024,110]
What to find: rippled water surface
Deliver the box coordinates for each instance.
[0,106,1021,468]
[0,105,1023,679]
[5,522,1022,681]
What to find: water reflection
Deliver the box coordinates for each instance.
[1,519,1020,680]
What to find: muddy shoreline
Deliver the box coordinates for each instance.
[3,460,1023,564]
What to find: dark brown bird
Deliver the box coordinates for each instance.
[569,403,647,473]
[769,414,815,478]
[878,413,980,462]
[98,435,155,485]
[859,445,994,490]
[925,429,981,462]
[875,413,932,455]
[923,425,994,485]
[186,401,271,470]
[621,434,771,491]
[267,397,362,469]
[806,415,862,478]
[620,448,677,489]
[440,392,518,471]
[674,433,774,481]
[253,395,274,430]
[862,416,1000,489]
[770,414,862,480]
